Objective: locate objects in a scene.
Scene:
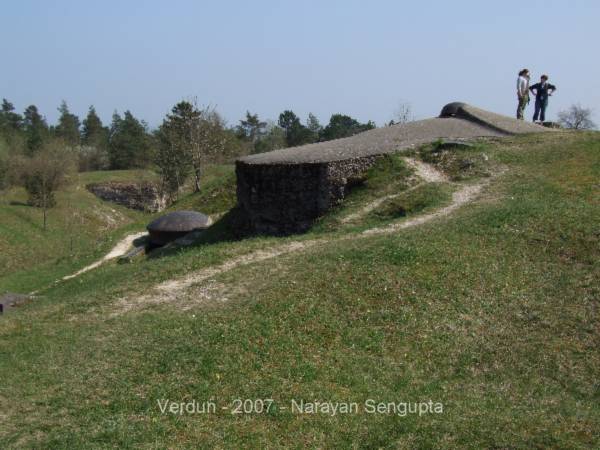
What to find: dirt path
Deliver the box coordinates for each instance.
[362,182,483,235]
[62,232,147,281]
[113,173,489,315]
[402,157,449,183]
[114,239,326,314]
[341,157,448,224]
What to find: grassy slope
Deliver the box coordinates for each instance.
[0,132,599,448]
[0,165,236,293]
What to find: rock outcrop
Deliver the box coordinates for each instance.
[235,102,550,235]
[86,181,169,213]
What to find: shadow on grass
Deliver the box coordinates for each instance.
[133,235,150,247]
[9,200,30,207]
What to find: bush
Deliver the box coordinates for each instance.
[557,104,596,130]
[0,137,9,190]
[77,145,110,172]
[15,139,76,228]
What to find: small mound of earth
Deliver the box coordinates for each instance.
[147,211,212,246]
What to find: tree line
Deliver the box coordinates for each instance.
[0,97,377,225]
[0,98,377,170]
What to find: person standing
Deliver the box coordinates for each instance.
[516,69,530,120]
[529,75,557,123]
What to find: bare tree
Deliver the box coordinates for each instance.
[392,101,414,125]
[557,104,596,129]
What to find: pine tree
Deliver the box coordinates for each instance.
[79,106,110,170]
[236,111,267,143]
[278,110,312,147]
[55,101,81,146]
[320,114,375,141]
[306,113,322,143]
[82,106,109,148]
[108,110,151,169]
[23,105,48,155]
[0,99,23,133]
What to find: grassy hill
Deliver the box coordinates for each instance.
[0,165,236,293]
[0,132,599,448]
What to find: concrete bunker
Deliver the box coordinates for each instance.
[235,103,549,235]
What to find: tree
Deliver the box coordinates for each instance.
[392,101,414,125]
[15,139,75,230]
[156,100,228,198]
[0,99,25,152]
[186,103,227,192]
[23,105,48,155]
[253,122,287,154]
[0,99,23,134]
[236,111,267,143]
[82,106,105,144]
[306,113,322,143]
[108,110,152,169]
[320,114,375,141]
[55,101,81,146]
[155,124,191,200]
[0,135,10,190]
[80,106,110,171]
[557,104,596,130]
[278,110,313,147]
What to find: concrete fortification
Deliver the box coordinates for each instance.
[235,103,548,234]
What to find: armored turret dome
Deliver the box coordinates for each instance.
[147,210,212,245]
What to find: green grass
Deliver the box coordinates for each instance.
[372,183,453,219]
[0,131,599,448]
[0,165,236,293]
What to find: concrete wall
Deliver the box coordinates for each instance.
[235,155,380,234]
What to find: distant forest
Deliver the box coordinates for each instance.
[0,98,378,207]
[0,98,376,172]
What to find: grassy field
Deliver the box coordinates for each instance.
[0,132,599,448]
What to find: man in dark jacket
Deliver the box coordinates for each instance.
[529,75,557,123]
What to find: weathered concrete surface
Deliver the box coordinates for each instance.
[147,211,212,246]
[440,102,550,135]
[0,293,31,314]
[236,156,379,234]
[236,103,549,234]
[87,181,169,213]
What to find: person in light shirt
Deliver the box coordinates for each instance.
[516,69,530,120]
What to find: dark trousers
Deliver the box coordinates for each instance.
[533,97,548,122]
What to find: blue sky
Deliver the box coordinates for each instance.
[1,0,598,127]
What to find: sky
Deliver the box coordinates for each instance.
[1,0,599,128]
